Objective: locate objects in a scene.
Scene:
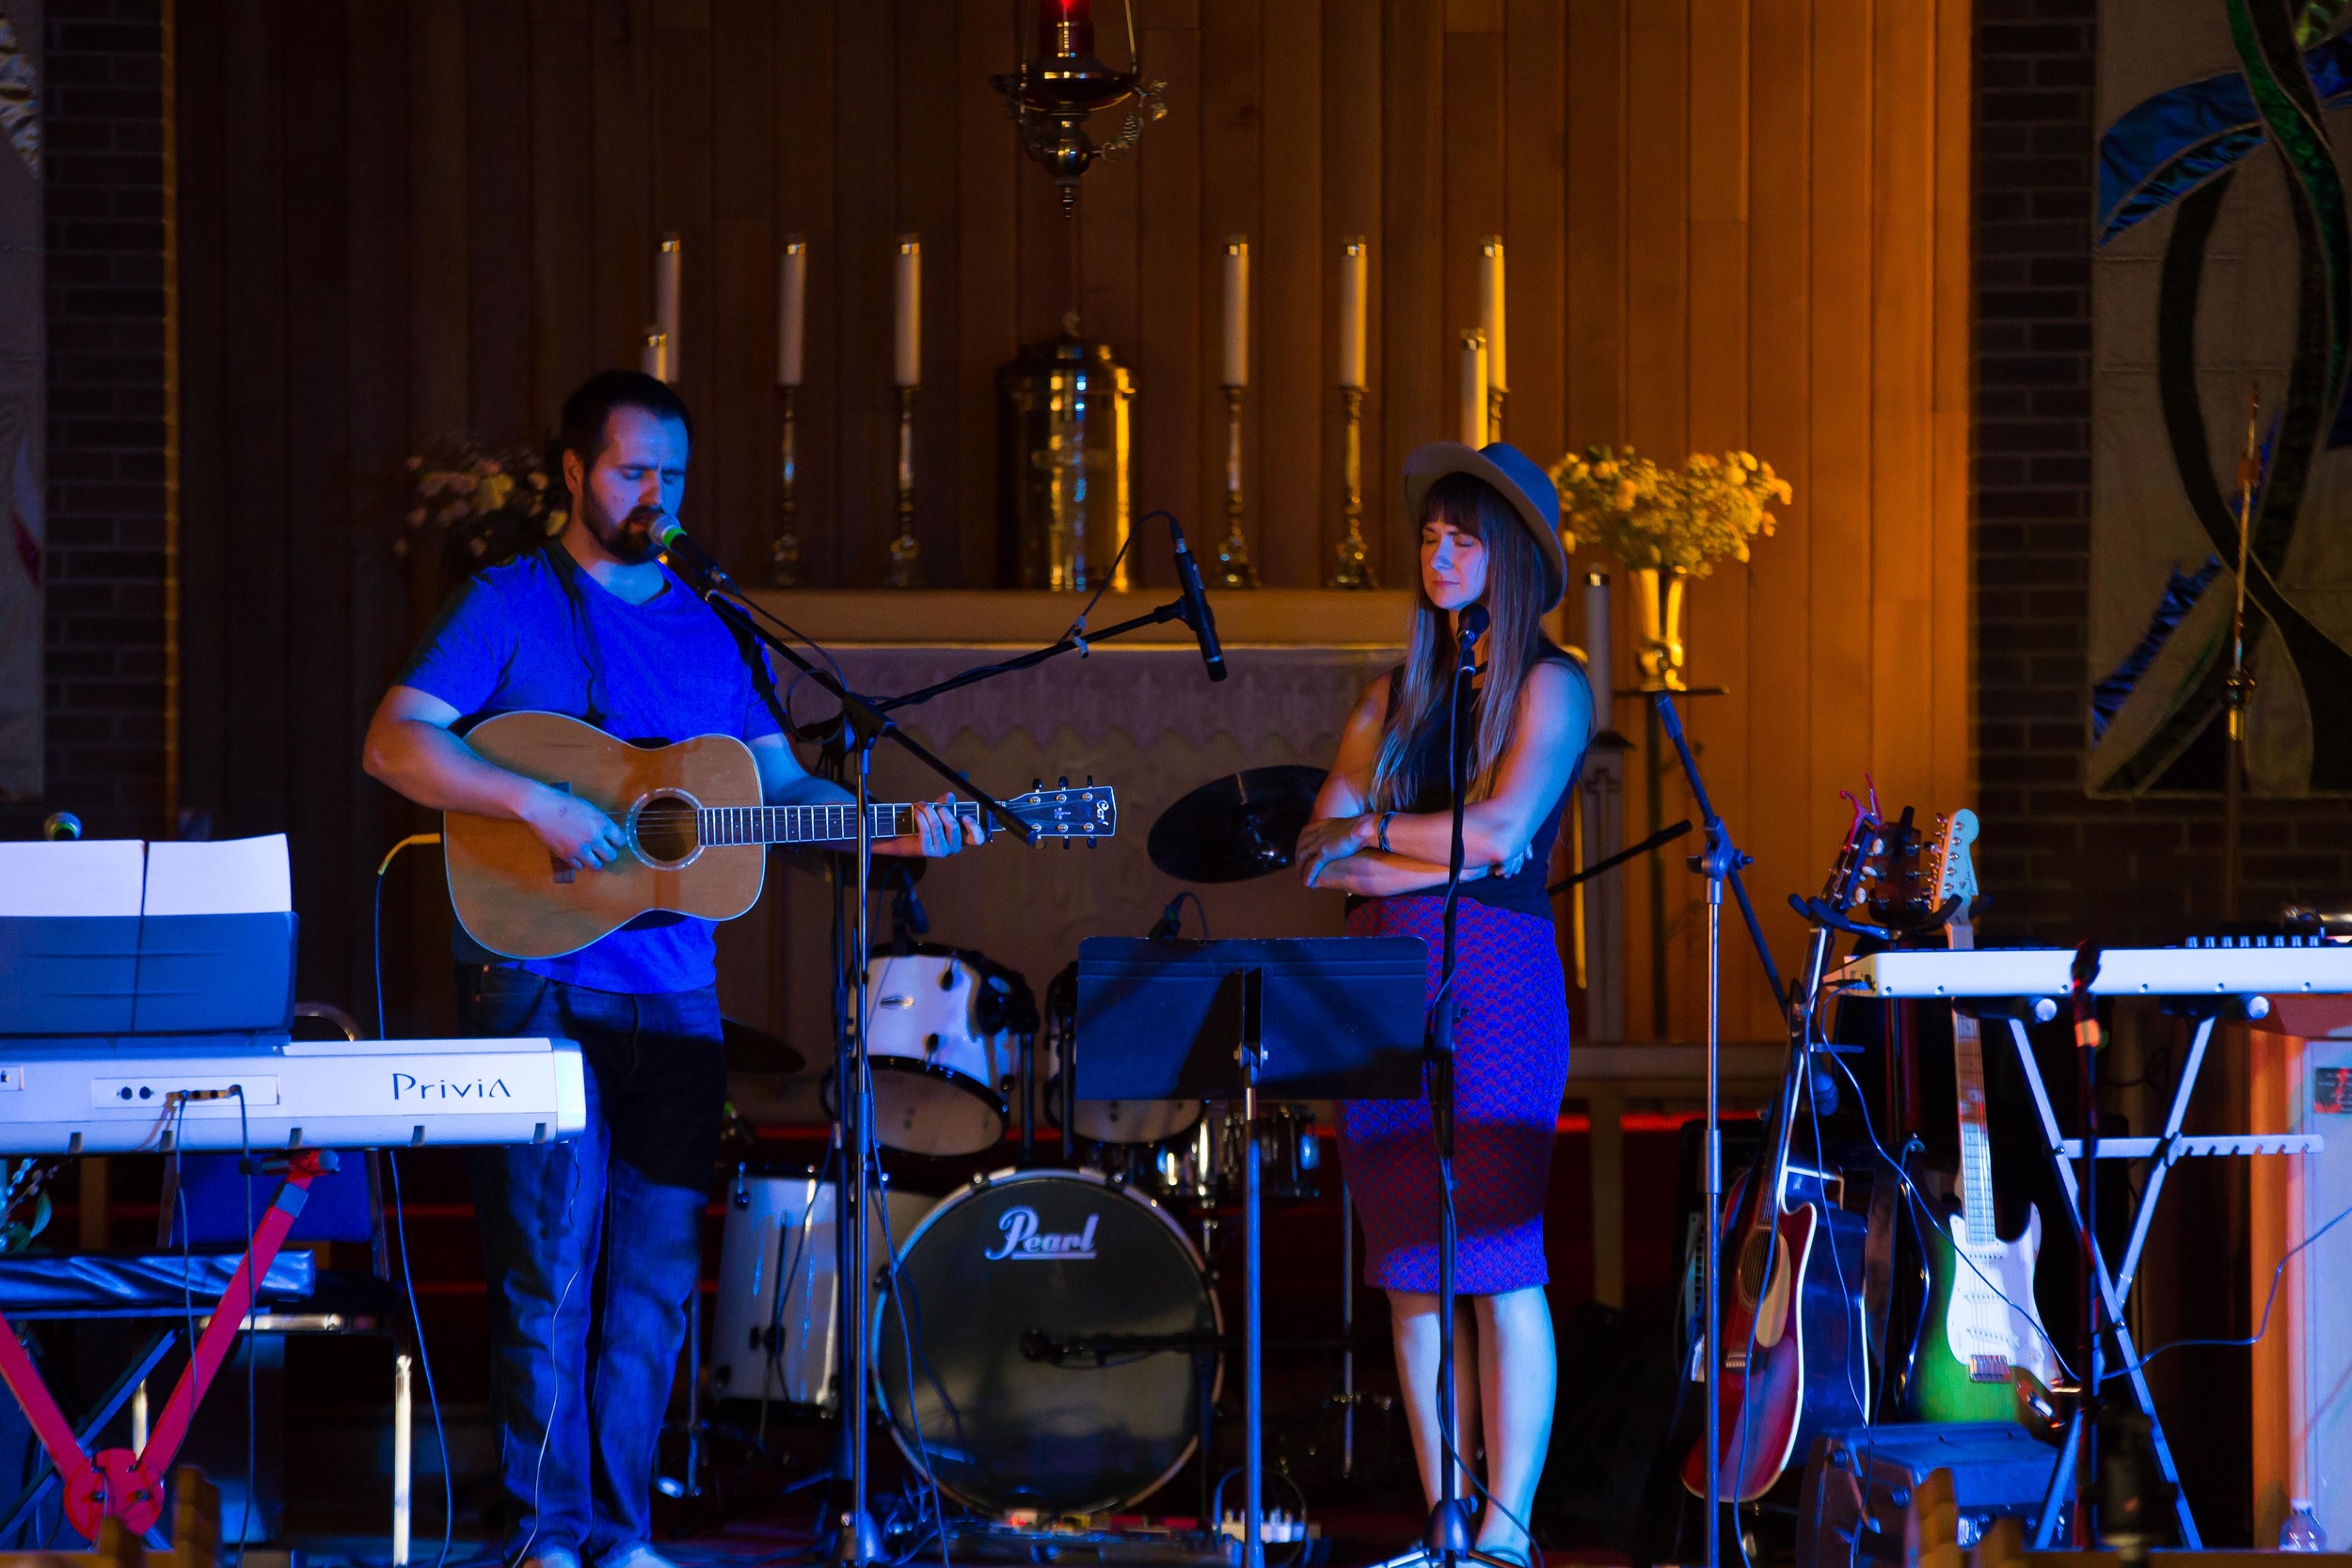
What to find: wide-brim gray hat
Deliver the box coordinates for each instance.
[1401,440,1568,611]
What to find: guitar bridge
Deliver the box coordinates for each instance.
[1969,1354,2011,1384]
[551,859,574,885]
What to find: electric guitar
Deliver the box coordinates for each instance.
[1909,808,2058,1423]
[1683,806,1876,1501]
[442,710,1118,959]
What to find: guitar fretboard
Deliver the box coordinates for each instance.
[1947,914,1997,1247]
[697,800,982,847]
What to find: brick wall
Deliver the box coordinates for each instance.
[1974,0,2352,944]
[0,0,169,842]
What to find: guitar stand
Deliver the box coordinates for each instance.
[1992,1006,2317,1548]
[0,1148,332,1545]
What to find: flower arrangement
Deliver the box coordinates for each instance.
[401,437,566,578]
[1549,446,1790,578]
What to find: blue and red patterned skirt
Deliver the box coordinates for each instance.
[1337,894,1572,1294]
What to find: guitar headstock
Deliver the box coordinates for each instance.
[993,779,1119,844]
[1928,807,1979,916]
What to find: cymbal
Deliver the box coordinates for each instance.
[722,1015,807,1076]
[1148,766,1328,883]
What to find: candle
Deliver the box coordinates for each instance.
[1041,0,1095,56]
[641,329,670,384]
[1479,235,1506,394]
[894,237,922,388]
[1338,237,1367,389]
[777,238,806,387]
[655,232,682,384]
[1459,330,1486,447]
[1222,236,1250,388]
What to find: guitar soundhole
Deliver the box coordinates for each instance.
[634,793,701,867]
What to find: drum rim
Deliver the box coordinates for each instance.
[825,1060,1010,1156]
[869,1164,1226,1514]
[1040,1083,1206,1144]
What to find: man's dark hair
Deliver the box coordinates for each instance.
[556,369,693,469]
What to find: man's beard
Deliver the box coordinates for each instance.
[585,499,661,564]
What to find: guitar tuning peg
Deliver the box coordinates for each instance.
[1032,778,1042,790]
[1058,775,1070,788]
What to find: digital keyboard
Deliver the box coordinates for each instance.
[1830,942,2352,1000]
[0,1036,586,1154]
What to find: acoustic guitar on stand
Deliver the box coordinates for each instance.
[1682,804,1877,1501]
[442,710,1119,960]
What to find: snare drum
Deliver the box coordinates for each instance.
[858,947,1034,1157]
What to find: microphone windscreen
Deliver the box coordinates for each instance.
[1458,604,1490,641]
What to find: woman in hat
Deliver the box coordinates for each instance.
[1295,441,1592,1565]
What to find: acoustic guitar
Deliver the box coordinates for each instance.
[1909,808,2057,1423]
[443,709,1119,960]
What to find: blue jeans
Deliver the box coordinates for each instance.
[459,965,725,1565]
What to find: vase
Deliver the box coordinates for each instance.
[1630,566,1687,691]
[997,335,1135,591]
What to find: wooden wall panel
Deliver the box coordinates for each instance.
[1740,0,1815,1044]
[173,1,1977,1041]
[467,0,533,441]
[1200,0,1263,573]
[1259,0,1323,591]
[1323,3,1383,579]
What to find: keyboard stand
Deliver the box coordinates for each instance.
[1994,1010,2322,1549]
[0,1148,332,1544]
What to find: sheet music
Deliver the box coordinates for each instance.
[142,833,293,915]
[0,839,145,917]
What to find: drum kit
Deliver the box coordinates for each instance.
[707,768,1350,1523]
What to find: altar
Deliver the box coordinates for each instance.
[713,590,1410,1065]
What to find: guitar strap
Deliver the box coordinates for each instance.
[540,542,612,731]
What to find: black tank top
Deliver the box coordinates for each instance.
[1359,648,1589,923]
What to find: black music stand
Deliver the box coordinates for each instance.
[1075,937,1425,1568]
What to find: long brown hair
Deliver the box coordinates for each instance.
[1367,471,1559,811]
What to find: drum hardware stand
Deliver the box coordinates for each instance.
[1645,692,1788,1568]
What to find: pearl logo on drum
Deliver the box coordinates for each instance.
[983,1206,1100,1260]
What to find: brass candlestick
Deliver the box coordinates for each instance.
[1330,385,1375,589]
[885,385,923,588]
[768,385,803,588]
[1216,384,1257,588]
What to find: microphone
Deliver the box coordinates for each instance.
[1455,603,1490,671]
[1168,517,1229,683]
[648,516,738,590]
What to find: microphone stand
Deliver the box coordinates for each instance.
[1648,691,1787,1568]
[1424,620,1481,1568]
[660,562,1036,1568]
[662,533,1226,1565]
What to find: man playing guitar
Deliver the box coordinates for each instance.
[362,371,976,1568]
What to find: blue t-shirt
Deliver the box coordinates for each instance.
[396,547,784,994]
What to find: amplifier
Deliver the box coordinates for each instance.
[1794,1422,2059,1567]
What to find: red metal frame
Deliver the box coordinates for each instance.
[0,1149,326,1541]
